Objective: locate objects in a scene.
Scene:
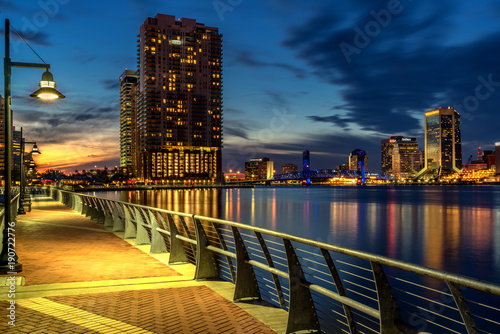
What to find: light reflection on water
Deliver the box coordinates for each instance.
[92,185,500,283]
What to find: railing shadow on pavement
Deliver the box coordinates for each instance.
[50,188,500,334]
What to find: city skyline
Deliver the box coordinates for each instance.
[1,1,500,173]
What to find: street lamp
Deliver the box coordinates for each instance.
[1,19,65,274]
[17,127,41,215]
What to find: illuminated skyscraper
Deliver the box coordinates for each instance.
[381,136,422,179]
[417,107,462,177]
[135,14,222,182]
[119,70,139,174]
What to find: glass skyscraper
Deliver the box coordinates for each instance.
[417,107,462,177]
[128,14,222,183]
[381,136,422,180]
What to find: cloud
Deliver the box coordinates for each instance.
[102,79,120,90]
[0,29,53,48]
[224,127,248,140]
[232,50,307,79]
[281,1,500,156]
[75,114,96,121]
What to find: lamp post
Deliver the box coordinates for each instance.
[17,127,41,215]
[1,19,65,274]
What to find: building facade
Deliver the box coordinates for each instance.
[281,163,298,174]
[245,158,273,181]
[417,107,462,177]
[119,70,139,175]
[381,136,422,179]
[133,14,222,182]
[13,128,22,170]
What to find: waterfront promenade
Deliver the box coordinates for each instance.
[0,196,286,333]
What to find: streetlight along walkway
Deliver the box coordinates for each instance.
[0,196,286,333]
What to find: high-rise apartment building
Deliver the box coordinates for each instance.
[381,136,422,179]
[133,14,222,182]
[417,107,462,177]
[119,70,139,175]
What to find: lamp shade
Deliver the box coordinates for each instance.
[30,70,65,100]
[31,144,41,154]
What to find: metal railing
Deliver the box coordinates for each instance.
[52,188,500,334]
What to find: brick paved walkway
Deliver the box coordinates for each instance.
[0,196,280,333]
[13,199,180,285]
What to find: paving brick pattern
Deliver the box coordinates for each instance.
[48,287,276,333]
[0,198,277,333]
[13,200,180,285]
[0,301,101,334]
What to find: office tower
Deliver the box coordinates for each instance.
[119,70,139,175]
[281,163,298,174]
[381,138,394,175]
[349,149,368,172]
[381,136,422,179]
[135,14,222,182]
[245,158,271,181]
[417,107,462,177]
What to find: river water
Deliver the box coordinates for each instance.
[91,185,500,284]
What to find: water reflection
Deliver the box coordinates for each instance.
[92,185,500,282]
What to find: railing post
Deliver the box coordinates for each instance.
[149,211,167,253]
[103,201,114,227]
[90,198,98,220]
[134,207,150,245]
[111,203,124,232]
[283,239,320,334]
[447,282,478,334]
[167,214,189,264]
[74,194,83,213]
[96,198,105,224]
[371,262,403,334]
[80,196,88,216]
[193,216,218,280]
[232,226,260,302]
[123,205,136,239]
[255,231,286,308]
[321,248,357,334]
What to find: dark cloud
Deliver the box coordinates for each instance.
[75,114,96,121]
[281,1,500,158]
[224,127,248,140]
[0,29,53,48]
[232,50,307,79]
[307,115,352,130]
[47,118,60,127]
[101,79,120,90]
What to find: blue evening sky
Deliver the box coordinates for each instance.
[1,0,500,173]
